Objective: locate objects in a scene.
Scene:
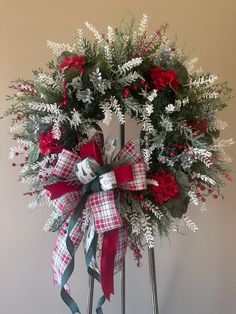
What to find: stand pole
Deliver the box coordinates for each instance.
[86,274,94,314]
[148,247,159,314]
[120,122,126,314]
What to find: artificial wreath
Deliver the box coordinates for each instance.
[3,14,233,313]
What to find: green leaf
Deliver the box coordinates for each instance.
[166,171,191,218]
[174,61,188,86]
[28,145,39,164]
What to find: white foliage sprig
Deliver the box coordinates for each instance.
[68,108,82,130]
[192,172,216,186]
[142,200,163,220]
[100,96,125,125]
[76,28,85,54]
[117,71,142,85]
[84,21,104,44]
[141,103,156,134]
[36,73,60,91]
[188,190,200,206]
[138,14,149,36]
[47,40,76,56]
[212,138,234,149]
[182,214,199,232]
[28,101,61,115]
[52,118,61,140]
[107,25,115,44]
[118,58,142,75]
[209,119,228,131]
[189,74,218,88]
[190,147,213,167]
[142,214,154,248]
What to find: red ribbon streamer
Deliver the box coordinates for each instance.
[44,181,81,200]
[101,228,119,300]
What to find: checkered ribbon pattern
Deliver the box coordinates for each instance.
[45,137,147,306]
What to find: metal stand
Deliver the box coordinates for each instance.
[86,275,94,314]
[86,122,159,314]
[120,122,126,314]
[148,248,159,314]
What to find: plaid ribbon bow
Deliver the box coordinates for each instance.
[44,138,147,312]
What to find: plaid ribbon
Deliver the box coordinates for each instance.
[44,138,147,312]
[52,212,84,289]
[86,190,122,233]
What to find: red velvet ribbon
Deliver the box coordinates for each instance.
[101,228,119,300]
[80,141,103,165]
[113,164,133,185]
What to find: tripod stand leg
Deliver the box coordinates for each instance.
[120,122,126,314]
[121,258,126,314]
[86,275,95,314]
[148,247,159,314]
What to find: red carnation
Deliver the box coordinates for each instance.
[147,171,179,204]
[39,131,63,156]
[149,66,179,91]
[59,55,86,73]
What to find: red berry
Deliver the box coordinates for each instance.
[162,145,166,150]
[213,194,218,199]
[177,144,183,150]
[12,163,16,167]
[25,157,29,161]
[208,189,213,193]
[184,147,190,152]
[200,186,205,191]
[15,152,19,156]
[38,175,43,179]
[201,197,206,202]
[140,80,146,86]
[196,192,201,197]
[20,163,24,167]
[123,87,131,98]
[24,147,28,151]
[169,151,175,157]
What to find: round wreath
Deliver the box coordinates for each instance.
[3,15,233,313]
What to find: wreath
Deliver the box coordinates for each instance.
[3,15,233,313]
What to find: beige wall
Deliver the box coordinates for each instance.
[1,1,236,313]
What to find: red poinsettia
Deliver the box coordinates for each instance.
[59,55,86,73]
[149,66,179,91]
[39,131,63,156]
[147,171,179,204]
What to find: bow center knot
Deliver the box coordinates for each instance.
[74,157,116,193]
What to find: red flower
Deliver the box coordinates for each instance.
[149,66,179,91]
[186,119,208,135]
[39,131,63,156]
[147,171,179,204]
[59,55,86,73]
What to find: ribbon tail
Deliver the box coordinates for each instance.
[101,229,119,301]
[84,224,105,314]
[60,194,88,314]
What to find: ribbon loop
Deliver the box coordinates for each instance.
[74,157,101,184]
